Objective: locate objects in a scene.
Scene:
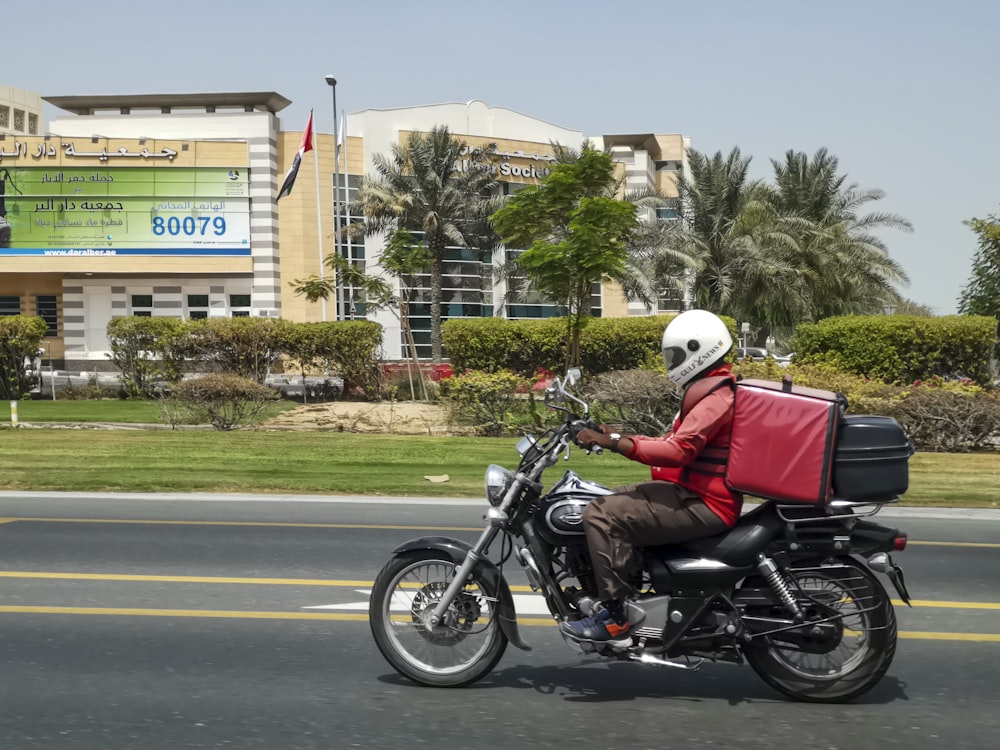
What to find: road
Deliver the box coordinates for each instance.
[0,492,998,749]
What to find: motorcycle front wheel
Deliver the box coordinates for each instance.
[742,557,898,703]
[369,551,508,687]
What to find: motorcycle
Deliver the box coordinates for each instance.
[369,369,912,703]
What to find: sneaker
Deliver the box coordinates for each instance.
[560,607,632,643]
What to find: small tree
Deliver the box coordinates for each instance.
[184,317,288,384]
[490,146,637,368]
[0,316,47,400]
[958,212,1000,321]
[293,228,433,399]
[106,316,188,398]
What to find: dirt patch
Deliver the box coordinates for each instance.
[256,400,473,436]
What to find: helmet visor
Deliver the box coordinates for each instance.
[663,345,687,370]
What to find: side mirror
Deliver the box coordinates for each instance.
[565,368,582,387]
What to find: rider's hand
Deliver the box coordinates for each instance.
[575,427,606,450]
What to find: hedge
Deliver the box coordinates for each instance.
[443,315,741,376]
[793,315,999,385]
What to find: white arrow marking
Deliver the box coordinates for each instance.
[302,590,553,616]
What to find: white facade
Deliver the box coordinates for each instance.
[0,85,42,135]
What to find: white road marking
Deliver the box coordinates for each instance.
[302,590,553,615]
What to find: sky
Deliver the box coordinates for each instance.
[8,0,998,314]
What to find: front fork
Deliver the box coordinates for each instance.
[427,513,503,627]
[428,508,573,627]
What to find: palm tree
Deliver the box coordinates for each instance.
[352,126,501,362]
[767,148,912,320]
[659,148,796,319]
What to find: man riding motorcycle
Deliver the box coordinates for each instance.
[563,309,743,643]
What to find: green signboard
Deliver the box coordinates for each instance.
[0,167,251,256]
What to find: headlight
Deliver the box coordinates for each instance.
[485,464,515,507]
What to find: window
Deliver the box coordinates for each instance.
[13,109,24,132]
[130,294,153,317]
[229,293,251,317]
[0,106,9,128]
[0,295,20,316]
[28,113,38,135]
[35,295,58,336]
[655,207,679,221]
[186,294,209,320]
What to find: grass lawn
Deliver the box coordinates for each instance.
[0,427,996,507]
[0,399,297,424]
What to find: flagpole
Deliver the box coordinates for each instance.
[343,111,354,320]
[334,98,342,321]
[310,110,326,322]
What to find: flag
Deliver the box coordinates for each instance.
[276,110,314,202]
[335,112,346,165]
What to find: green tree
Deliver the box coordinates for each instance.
[766,148,911,321]
[184,317,289,384]
[0,316,47,400]
[490,146,638,368]
[958,211,1000,319]
[661,148,792,320]
[106,316,188,398]
[350,126,501,362]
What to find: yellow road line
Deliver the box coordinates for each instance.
[4,517,999,549]
[0,517,479,531]
[1,571,999,612]
[0,605,995,641]
[0,571,372,587]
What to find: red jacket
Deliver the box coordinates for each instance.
[620,365,743,526]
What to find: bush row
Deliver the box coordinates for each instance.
[793,315,999,386]
[438,360,1000,452]
[106,317,383,399]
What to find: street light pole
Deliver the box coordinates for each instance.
[325,74,341,321]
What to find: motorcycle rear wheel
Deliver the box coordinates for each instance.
[743,557,897,703]
[369,551,508,687]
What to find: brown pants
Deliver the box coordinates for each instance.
[583,481,729,602]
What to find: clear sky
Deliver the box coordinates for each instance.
[8,0,998,314]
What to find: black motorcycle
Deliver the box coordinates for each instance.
[369,370,912,703]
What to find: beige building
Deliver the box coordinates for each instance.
[0,89,689,367]
[0,85,42,136]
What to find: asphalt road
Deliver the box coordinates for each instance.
[0,492,998,750]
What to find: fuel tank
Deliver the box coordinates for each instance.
[534,470,612,545]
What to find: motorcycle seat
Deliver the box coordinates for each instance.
[650,503,782,568]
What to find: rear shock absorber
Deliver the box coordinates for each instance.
[756,553,803,621]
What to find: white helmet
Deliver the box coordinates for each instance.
[661,310,733,387]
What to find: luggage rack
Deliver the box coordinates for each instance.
[775,497,900,525]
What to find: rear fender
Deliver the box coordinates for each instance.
[850,519,902,556]
[391,536,531,651]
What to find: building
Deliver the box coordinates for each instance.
[0,88,689,368]
[0,85,42,136]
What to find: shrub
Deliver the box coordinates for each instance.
[0,316,48,400]
[184,318,289,384]
[582,369,681,436]
[442,315,737,376]
[278,320,384,400]
[162,373,279,431]
[439,370,529,437]
[106,316,188,398]
[890,388,1000,452]
[793,315,999,385]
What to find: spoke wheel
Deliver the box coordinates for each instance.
[743,558,897,703]
[370,552,508,687]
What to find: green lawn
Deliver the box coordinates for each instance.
[0,399,297,424]
[0,426,996,507]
